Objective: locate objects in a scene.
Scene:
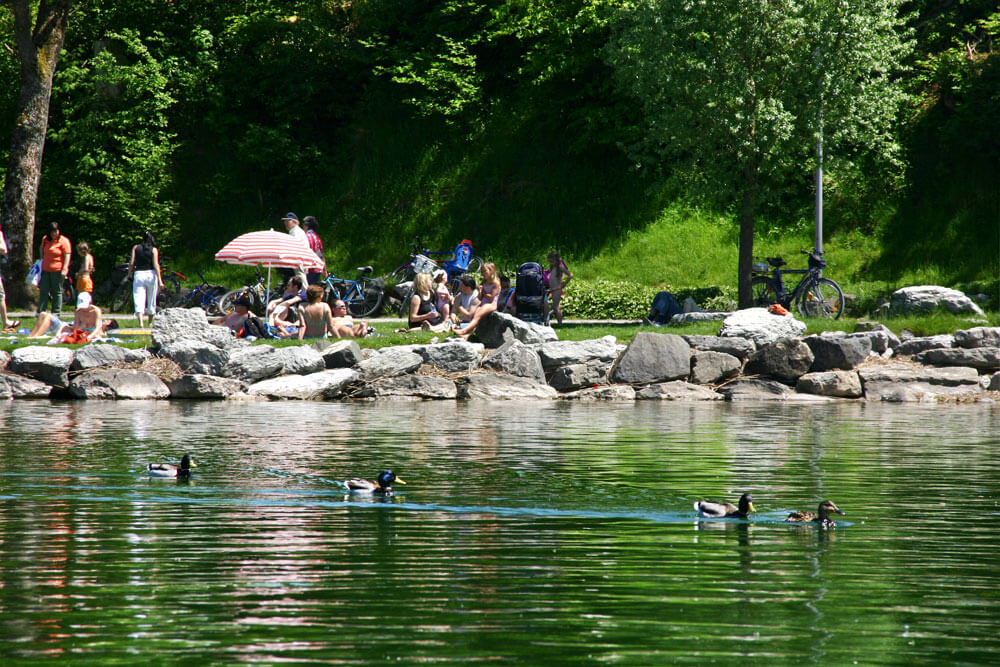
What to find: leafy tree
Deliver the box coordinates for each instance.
[41,29,178,264]
[608,0,913,306]
[0,0,71,306]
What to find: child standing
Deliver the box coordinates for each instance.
[432,269,452,325]
[75,242,95,296]
[546,251,573,325]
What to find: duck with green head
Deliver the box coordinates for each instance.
[345,470,406,496]
[148,454,196,479]
[785,500,845,527]
[694,493,755,520]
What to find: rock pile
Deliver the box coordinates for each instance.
[1,307,997,403]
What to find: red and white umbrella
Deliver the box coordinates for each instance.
[215,230,324,270]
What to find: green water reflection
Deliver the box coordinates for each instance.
[0,400,998,663]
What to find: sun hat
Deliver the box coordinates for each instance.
[282,212,299,222]
[77,292,92,308]
[432,268,447,281]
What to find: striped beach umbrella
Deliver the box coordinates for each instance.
[214,230,324,270]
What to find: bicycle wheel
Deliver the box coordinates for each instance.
[348,279,384,318]
[796,277,844,319]
[217,288,247,316]
[750,276,779,308]
[388,264,414,284]
[157,275,181,310]
[62,278,77,309]
[466,255,483,276]
[110,281,133,313]
[396,286,414,317]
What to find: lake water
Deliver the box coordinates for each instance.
[1,399,999,663]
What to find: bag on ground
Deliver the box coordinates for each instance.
[648,291,682,325]
[26,259,42,286]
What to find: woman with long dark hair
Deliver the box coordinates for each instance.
[126,231,164,327]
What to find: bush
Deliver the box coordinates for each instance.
[562,280,737,319]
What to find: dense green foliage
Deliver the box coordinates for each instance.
[0,0,996,310]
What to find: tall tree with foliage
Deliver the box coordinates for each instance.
[608,0,913,307]
[1,0,71,306]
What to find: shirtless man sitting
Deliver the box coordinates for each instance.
[28,292,103,339]
[212,296,253,333]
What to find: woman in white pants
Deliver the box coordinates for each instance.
[127,231,164,327]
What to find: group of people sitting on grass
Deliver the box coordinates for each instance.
[212,277,371,340]
[27,292,119,343]
[401,250,572,336]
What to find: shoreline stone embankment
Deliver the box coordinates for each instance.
[1,305,998,403]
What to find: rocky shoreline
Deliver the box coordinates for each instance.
[1,306,998,403]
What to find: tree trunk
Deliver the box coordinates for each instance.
[0,0,71,307]
[737,160,758,309]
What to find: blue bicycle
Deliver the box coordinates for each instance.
[321,266,383,318]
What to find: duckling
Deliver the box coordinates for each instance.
[148,454,196,479]
[694,493,755,519]
[345,470,406,496]
[785,500,845,527]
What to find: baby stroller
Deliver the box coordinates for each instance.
[514,261,548,324]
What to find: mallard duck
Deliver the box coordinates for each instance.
[694,493,755,519]
[345,470,406,495]
[785,500,845,527]
[148,454,196,478]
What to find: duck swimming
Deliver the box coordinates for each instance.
[345,470,406,495]
[148,454,196,479]
[785,500,845,527]
[694,493,755,519]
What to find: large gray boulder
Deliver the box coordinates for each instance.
[355,374,458,400]
[683,334,756,360]
[221,345,285,382]
[745,338,815,383]
[158,339,230,376]
[357,348,424,381]
[718,308,807,346]
[536,336,619,372]
[151,307,235,349]
[69,368,171,399]
[475,312,558,348]
[273,346,326,375]
[457,373,558,399]
[896,334,955,356]
[420,341,483,373]
[10,346,75,387]
[804,334,872,371]
[912,347,1000,371]
[312,339,363,368]
[482,339,546,384]
[954,327,1000,349]
[548,359,611,392]
[169,374,247,399]
[559,385,636,401]
[610,332,691,384]
[716,378,792,400]
[859,363,982,402]
[890,285,986,316]
[636,381,723,401]
[796,371,863,398]
[689,350,741,385]
[247,368,359,400]
[71,343,149,371]
[670,311,731,324]
[0,373,52,398]
[851,323,901,352]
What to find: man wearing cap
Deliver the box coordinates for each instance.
[212,295,254,333]
[282,212,309,285]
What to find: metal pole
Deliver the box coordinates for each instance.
[815,102,823,253]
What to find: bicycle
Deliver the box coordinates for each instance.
[175,270,229,316]
[109,261,185,313]
[217,266,282,315]
[387,237,483,284]
[750,249,844,319]
[321,265,384,318]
